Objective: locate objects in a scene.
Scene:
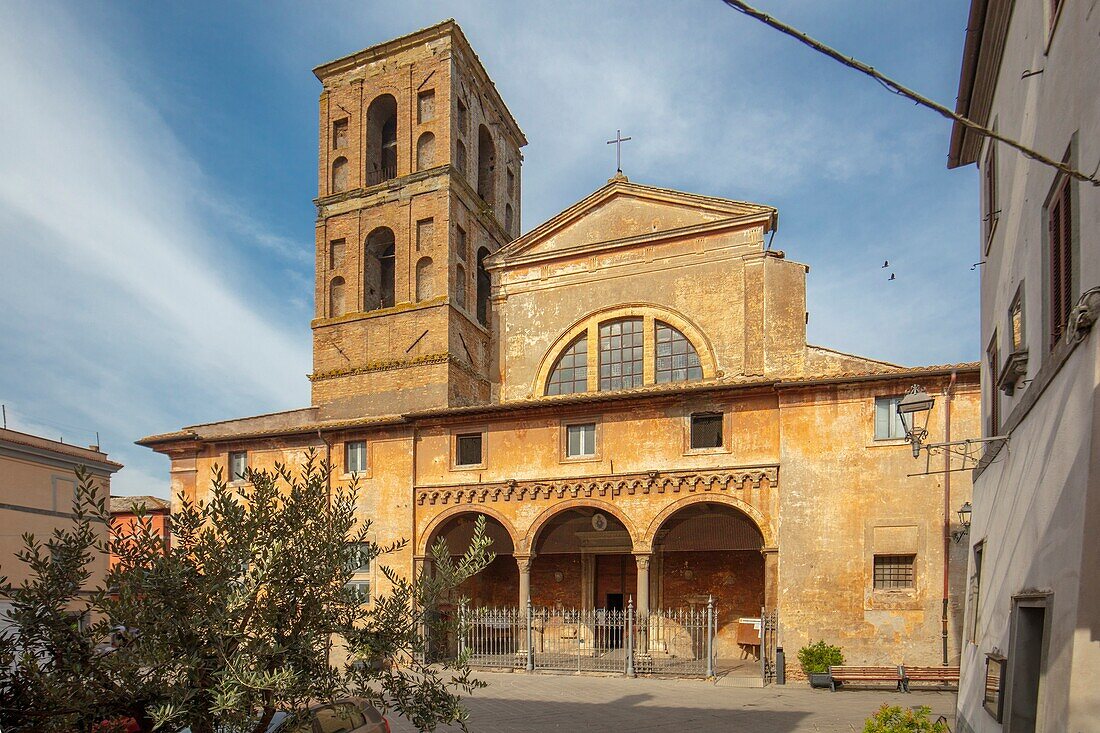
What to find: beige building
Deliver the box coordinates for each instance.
[0,428,121,612]
[948,0,1100,730]
[141,20,981,678]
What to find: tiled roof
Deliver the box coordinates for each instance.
[138,361,978,447]
[110,495,171,514]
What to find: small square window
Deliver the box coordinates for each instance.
[345,441,366,474]
[690,413,723,450]
[229,451,248,482]
[346,579,371,604]
[873,396,906,440]
[873,554,915,589]
[455,433,483,466]
[332,118,348,149]
[345,541,371,574]
[566,423,596,458]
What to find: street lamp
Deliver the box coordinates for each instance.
[896,385,935,458]
[953,501,973,544]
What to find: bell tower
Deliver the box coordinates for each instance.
[310,20,526,418]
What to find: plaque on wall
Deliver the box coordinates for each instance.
[984,653,1006,722]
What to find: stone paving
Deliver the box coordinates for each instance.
[388,670,957,732]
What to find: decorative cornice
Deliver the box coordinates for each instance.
[414,465,778,507]
[310,353,451,382]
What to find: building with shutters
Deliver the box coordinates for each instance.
[947,0,1100,729]
[140,20,981,675]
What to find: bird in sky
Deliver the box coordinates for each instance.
[888,273,896,281]
[882,260,889,268]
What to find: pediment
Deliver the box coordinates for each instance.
[495,177,775,265]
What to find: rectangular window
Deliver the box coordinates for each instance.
[1048,174,1073,349]
[971,541,985,643]
[983,141,998,250]
[417,89,435,123]
[329,238,345,269]
[566,423,596,458]
[229,451,248,482]
[416,218,434,251]
[345,441,366,474]
[873,554,915,589]
[457,98,468,133]
[345,542,371,574]
[690,412,723,450]
[346,579,371,604]
[1009,287,1025,353]
[332,118,348,149]
[987,332,1000,436]
[598,318,644,391]
[873,396,906,440]
[455,432,483,466]
[507,168,515,198]
[984,654,1006,722]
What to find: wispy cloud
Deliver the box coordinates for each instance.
[0,3,311,495]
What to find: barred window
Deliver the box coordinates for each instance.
[690,412,723,450]
[599,318,644,391]
[873,554,915,589]
[455,433,483,466]
[546,334,588,395]
[655,321,703,383]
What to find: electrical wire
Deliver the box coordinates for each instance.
[720,0,1100,186]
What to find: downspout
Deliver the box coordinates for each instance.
[942,370,957,666]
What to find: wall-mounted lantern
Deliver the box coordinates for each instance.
[952,501,973,544]
[896,385,935,458]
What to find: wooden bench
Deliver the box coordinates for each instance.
[827,665,905,691]
[902,665,960,691]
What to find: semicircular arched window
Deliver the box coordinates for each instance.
[545,333,588,395]
[655,321,703,383]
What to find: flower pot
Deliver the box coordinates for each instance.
[809,672,833,689]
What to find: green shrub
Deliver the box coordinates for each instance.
[863,704,950,733]
[797,640,844,675]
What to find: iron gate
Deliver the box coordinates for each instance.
[456,600,718,678]
[760,607,779,684]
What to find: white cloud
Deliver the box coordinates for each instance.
[0,4,311,496]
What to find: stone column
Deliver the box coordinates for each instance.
[634,553,652,615]
[515,554,534,609]
[762,547,779,611]
[634,552,652,656]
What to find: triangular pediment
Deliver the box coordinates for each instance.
[495,177,776,265]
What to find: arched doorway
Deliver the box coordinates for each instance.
[650,501,765,666]
[530,506,634,612]
[424,511,516,608]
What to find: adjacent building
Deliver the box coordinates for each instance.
[0,428,121,615]
[109,495,171,568]
[141,20,982,677]
[948,0,1099,729]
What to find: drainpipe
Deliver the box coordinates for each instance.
[942,370,957,666]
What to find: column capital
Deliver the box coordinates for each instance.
[632,552,653,570]
[514,553,535,573]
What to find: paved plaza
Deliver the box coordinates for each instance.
[389,670,956,732]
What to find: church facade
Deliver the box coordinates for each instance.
[141,20,980,674]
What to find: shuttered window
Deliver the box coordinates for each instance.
[987,332,1000,436]
[984,143,998,248]
[1048,175,1073,349]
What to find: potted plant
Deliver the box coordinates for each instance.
[798,640,844,688]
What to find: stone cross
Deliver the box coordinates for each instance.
[606,129,632,173]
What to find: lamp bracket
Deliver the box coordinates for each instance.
[905,436,1009,478]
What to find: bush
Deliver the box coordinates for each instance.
[863,704,949,732]
[797,640,844,675]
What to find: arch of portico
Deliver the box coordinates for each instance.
[412,465,779,616]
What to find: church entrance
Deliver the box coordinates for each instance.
[530,507,633,612]
[650,501,766,670]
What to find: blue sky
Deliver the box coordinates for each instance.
[0,1,979,497]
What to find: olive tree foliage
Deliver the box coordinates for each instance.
[0,452,494,733]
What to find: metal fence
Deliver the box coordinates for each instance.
[455,600,718,678]
[760,608,779,683]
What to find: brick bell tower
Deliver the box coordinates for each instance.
[310,20,526,419]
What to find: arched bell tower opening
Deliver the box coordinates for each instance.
[366,94,397,185]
